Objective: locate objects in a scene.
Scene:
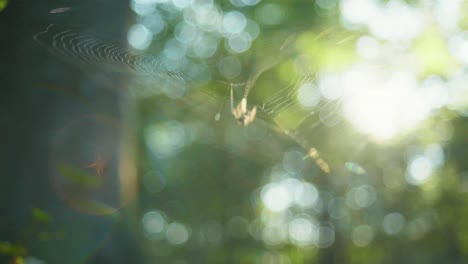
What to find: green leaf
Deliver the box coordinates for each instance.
[70,197,117,215]
[57,163,103,187]
[0,242,26,256]
[32,208,52,223]
[0,241,13,255]
[0,0,7,12]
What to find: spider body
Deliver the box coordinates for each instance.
[230,86,257,126]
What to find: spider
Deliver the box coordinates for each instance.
[86,154,106,176]
[230,84,257,126]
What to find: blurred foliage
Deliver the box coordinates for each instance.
[0,0,7,12]
[131,0,468,263]
[2,0,468,263]
[0,208,54,263]
[31,208,53,224]
[413,26,458,76]
[57,163,103,188]
[0,242,26,257]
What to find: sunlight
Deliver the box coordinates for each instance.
[341,0,424,42]
[344,89,399,140]
[288,217,317,246]
[340,65,435,141]
[261,181,293,212]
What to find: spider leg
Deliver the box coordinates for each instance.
[230,83,234,113]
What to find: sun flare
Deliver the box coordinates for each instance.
[340,65,439,141]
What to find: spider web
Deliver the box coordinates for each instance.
[34,24,346,168]
[34,24,189,81]
[193,69,345,170]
